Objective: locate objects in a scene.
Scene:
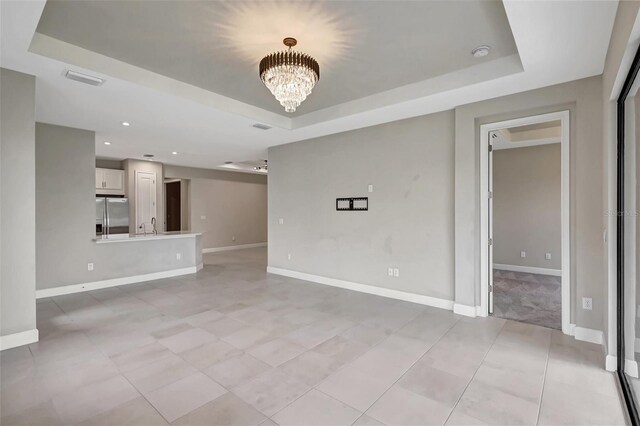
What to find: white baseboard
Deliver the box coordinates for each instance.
[203,243,267,253]
[453,304,480,318]
[0,328,38,351]
[493,263,561,277]
[267,266,454,311]
[573,326,604,345]
[626,360,639,378]
[605,355,617,372]
[36,266,198,298]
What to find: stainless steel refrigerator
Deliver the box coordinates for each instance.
[96,197,129,236]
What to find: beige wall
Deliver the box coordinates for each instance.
[124,159,164,233]
[1,68,37,340]
[165,165,267,249]
[493,144,561,270]
[269,111,455,300]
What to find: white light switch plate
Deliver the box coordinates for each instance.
[520,251,526,258]
[87,262,94,271]
[368,184,374,193]
[176,253,181,260]
[279,218,284,225]
[545,253,551,260]
[393,268,399,277]
[388,268,394,277]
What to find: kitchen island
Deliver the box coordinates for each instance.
[36,232,203,298]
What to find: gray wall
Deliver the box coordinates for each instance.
[1,68,37,338]
[454,76,604,330]
[165,166,267,249]
[493,144,561,270]
[36,123,201,291]
[268,111,455,300]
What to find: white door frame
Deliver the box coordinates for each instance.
[479,110,571,335]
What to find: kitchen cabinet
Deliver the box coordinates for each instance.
[96,168,125,195]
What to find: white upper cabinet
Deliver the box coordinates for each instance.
[96,168,125,195]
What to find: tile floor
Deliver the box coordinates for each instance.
[493,269,561,330]
[0,248,626,425]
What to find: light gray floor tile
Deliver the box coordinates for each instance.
[77,396,169,426]
[0,400,63,426]
[172,392,267,426]
[179,339,242,370]
[203,353,271,388]
[279,350,342,386]
[247,338,306,367]
[316,365,396,412]
[453,380,539,426]
[272,389,361,426]
[124,354,197,394]
[145,372,227,422]
[352,414,387,426]
[366,385,453,426]
[2,248,627,426]
[233,369,310,417]
[538,378,626,426]
[221,326,273,350]
[158,328,217,354]
[51,375,140,425]
[397,361,470,406]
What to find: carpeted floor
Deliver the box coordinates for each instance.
[492,269,561,330]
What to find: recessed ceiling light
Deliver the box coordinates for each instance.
[471,45,491,58]
[172,151,178,155]
[104,141,111,145]
[121,121,131,126]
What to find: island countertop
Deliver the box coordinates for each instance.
[94,231,202,244]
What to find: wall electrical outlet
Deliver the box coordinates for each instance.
[388,268,394,277]
[393,268,400,277]
[176,253,181,260]
[582,297,593,310]
[520,251,526,258]
[87,262,94,271]
[545,252,551,260]
[287,253,292,260]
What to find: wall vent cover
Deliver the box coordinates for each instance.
[64,70,105,86]
[252,123,271,130]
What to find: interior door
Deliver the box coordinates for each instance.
[135,171,157,233]
[165,181,181,232]
[488,135,494,315]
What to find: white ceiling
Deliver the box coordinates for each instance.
[0,1,619,171]
[34,1,518,116]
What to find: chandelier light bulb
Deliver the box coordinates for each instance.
[259,37,320,113]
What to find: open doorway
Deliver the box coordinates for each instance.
[165,180,181,232]
[480,111,570,334]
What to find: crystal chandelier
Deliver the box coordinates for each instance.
[259,37,319,113]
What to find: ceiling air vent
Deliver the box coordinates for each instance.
[64,70,105,86]
[252,123,271,130]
